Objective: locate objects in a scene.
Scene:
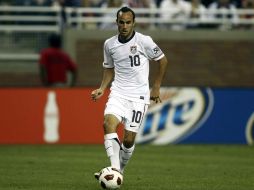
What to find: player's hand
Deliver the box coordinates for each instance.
[150,96,162,103]
[91,89,104,102]
[150,87,161,103]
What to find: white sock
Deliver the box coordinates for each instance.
[104,133,121,170]
[120,144,135,173]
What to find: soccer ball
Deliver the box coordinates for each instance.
[98,167,123,189]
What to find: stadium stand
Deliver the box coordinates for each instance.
[0,2,253,86]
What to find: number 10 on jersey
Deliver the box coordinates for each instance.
[129,55,140,67]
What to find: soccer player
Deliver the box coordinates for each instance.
[91,6,168,179]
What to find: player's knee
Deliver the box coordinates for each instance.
[103,120,111,133]
[123,138,135,148]
[103,117,117,133]
[123,130,136,148]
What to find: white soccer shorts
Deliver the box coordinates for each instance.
[104,95,148,133]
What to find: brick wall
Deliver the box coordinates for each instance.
[76,40,254,87]
[0,35,253,87]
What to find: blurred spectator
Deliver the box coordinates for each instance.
[201,0,214,7]
[14,0,33,6]
[0,0,11,6]
[159,0,192,30]
[187,0,208,28]
[128,0,156,28]
[241,0,254,16]
[239,0,254,29]
[80,0,105,28]
[59,0,81,7]
[0,0,12,25]
[99,0,125,30]
[39,34,77,87]
[85,0,105,7]
[207,0,239,30]
[52,0,67,30]
[14,0,51,6]
[52,0,83,30]
[30,0,52,6]
[127,0,152,7]
[154,0,164,7]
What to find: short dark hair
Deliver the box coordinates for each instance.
[48,33,62,48]
[116,6,135,22]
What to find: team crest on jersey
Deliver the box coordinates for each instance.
[153,46,160,55]
[130,46,137,54]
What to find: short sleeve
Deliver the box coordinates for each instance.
[103,40,114,68]
[143,36,164,61]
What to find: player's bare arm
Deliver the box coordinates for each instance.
[91,68,114,101]
[150,56,168,103]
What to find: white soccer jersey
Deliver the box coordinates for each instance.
[103,32,165,104]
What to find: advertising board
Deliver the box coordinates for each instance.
[0,88,253,145]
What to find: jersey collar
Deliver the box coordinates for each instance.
[118,31,135,44]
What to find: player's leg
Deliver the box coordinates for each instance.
[103,114,121,171]
[94,114,121,180]
[120,129,136,173]
[101,95,126,173]
[120,101,148,173]
[94,96,125,180]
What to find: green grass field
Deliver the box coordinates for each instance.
[0,145,253,190]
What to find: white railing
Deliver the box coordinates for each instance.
[0,6,61,62]
[0,53,39,60]
[0,6,61,32]
[0,6,253,63]
[0,6,254,30]
[64,7,254,29]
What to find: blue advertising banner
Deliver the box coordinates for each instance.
[136,88,254,145]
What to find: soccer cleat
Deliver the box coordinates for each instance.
[94,172,100,180]
[111,167,123,175]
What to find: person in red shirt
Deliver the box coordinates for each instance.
[39,34,77,87]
